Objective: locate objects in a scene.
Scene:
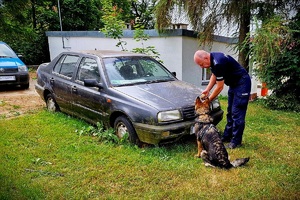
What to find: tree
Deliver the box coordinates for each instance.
[155,0,252,69]
[101,0,128,51]
[100,0,162,61]
[130,0,157,29]
[245,15,300,111]
[154,0,299,71]
[58,0,102,31]
[0,0,105,64]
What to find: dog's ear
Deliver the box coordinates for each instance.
[195,96,202,108]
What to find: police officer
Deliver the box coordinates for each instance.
[194,50,251,149]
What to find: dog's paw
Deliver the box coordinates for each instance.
[200,150,208,157]
[204,162,216,168]
[194,154,201,158]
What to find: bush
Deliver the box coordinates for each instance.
[247,14,300,112]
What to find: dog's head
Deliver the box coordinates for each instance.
[195,94,210,115]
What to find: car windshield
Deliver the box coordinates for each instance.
[0,43,17,58]
[103,56,176,86]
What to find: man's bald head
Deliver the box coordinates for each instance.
[194,50,211,68]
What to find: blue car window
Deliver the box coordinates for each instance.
[0,43,17,57]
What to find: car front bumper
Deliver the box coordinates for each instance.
[133,120,194,145]
[133,108,223,145]
[0,73,29,87]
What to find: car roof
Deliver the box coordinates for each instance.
[77,50,149,58]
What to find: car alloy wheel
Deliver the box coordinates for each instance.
[114,115,141,146]
[46,93,59,112]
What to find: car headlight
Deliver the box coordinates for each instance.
[18,65,28,72]
[158,110,182,122]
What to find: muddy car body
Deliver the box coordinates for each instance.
[35,50,223,145]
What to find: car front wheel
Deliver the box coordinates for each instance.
[114,116,141,146]
[46,93,59,112]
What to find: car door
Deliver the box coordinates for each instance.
[51,54,80,112]
[71,56,109,124]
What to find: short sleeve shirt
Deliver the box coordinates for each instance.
[210,52,248,87]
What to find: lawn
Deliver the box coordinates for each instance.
[0,100,299,199]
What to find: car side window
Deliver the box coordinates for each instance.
[76,57,100,83]
[53,55,79,78]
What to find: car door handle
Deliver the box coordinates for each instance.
[50,77,54,84]
[72,86,77,92]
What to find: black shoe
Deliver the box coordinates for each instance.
[226,143,242,149]
[221,137,231,143]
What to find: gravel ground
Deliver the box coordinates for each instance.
[0,72,45,118]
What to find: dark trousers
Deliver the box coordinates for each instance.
[223,74,251,145]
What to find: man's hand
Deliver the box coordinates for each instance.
[202,89,209,96]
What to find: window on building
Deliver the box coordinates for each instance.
[202,68,211,84]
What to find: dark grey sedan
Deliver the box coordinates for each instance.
[35,50,223,145]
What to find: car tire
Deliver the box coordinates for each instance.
[114,116,141,146]
[46,93,59,112]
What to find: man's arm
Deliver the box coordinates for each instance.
[202,74,217,95]
[209,80,224,101]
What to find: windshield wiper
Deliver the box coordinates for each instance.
[145,78,174,84]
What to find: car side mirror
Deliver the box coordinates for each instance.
[172,72,176,77]
[84,79,103,89]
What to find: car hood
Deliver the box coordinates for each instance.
[113,80,202,110]
[0,57,25,68]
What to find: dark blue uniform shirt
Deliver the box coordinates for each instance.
[210,52,248,87]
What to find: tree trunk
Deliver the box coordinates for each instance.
[238,0,251,72]
[31,0,36,29]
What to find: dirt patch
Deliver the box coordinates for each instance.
[0,71,45,118]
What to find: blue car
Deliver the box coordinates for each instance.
[0,41,29,89]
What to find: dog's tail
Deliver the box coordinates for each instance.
[230,157,250,168]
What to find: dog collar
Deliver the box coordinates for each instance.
[197,123,214,142]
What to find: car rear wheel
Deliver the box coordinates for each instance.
[114,116,141,146]
[46,93,59,112]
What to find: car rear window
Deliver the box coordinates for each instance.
[53,55,79,78]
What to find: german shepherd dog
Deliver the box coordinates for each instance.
[194,95,250,169]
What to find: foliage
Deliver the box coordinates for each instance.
[0,104,299,199]
[130,0,157,29]
[245,15,300,112]
[100,0,128,51]
[77,121,127,144]
[132,25,163,62]
[246,16,293,68]
[59,0,102,31]
[0,0,104,64]
[100,2,162,61]
[154,0,299,68]
[155,0,252,68]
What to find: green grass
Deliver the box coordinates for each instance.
[0,100,299,200]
